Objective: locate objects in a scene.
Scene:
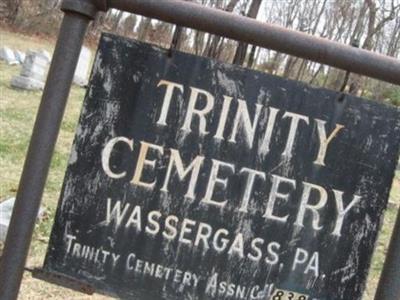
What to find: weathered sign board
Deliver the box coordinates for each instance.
[44,33,400,300]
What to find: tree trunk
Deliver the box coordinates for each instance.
[170,26,184,51]
[88,12,106,37]
[122,15,137,37]
[349,0,399,96]
[137,17,152,41]
[232,0,262,65]
[247,45,257,68]
[194,31,206,55]
[111,11,124,32]
[203,0,240,58]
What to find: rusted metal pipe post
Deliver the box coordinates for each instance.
[0,1,105,299]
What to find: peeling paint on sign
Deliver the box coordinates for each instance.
[44,33,400,300]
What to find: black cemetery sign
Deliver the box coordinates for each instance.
[44,33,400,300]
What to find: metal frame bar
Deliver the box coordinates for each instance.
[0,0,399,299]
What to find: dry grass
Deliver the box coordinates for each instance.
[0,27,399,300]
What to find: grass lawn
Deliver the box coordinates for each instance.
[0,27,399,300]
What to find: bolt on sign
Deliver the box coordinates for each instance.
[43,33,400,300]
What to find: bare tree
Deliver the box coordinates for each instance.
[203,0,240,58]
[232,0,262,65]
[122,14,137,37]
[110,10,124,32]
[386,16,400,57]
[137,17,152,41]
[349,0,400,95]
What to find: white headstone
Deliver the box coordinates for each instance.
[10,75,45,90]
[11,51,50,90]
[73,46,91,86]
[0,197,45,242]
[20,51,49,80]
[0,46,19,65]
[38,49,52,63]
[14,50,26,64]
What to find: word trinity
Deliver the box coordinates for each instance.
[45,34,400,300]
[156,79,344,166]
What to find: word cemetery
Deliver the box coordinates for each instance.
[44,34,400,300]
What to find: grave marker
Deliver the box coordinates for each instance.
[0,46,19,65]
[73,46,91,86]
[0,198,45,242]
[38,50,52,64]
[14,50,26,64]
[11,51,49,90]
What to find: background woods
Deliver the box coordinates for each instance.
[1,0,399,105]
